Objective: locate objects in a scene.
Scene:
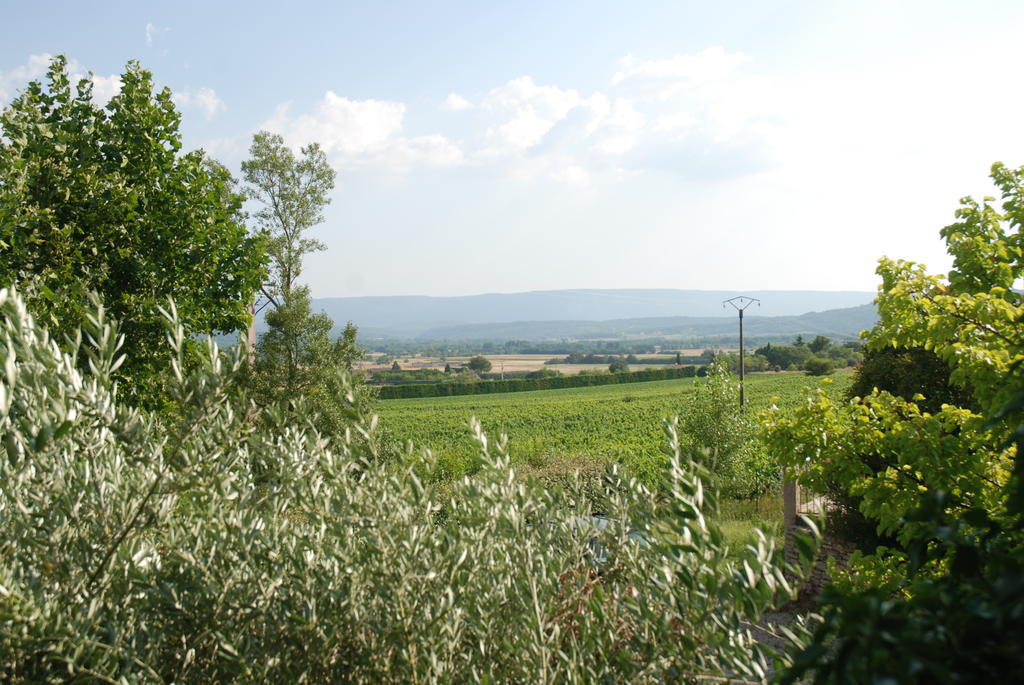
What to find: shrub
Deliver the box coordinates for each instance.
[0,288,812,682]
[803,357,834,376]
[847,346,974,413]
[608,358,630,373]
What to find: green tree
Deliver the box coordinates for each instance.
[241,131,335,305]
[754,343,811,370]
[608,358,630,373]
[847,346,974,413]
[0,56,264,400]
[768,162,1024,682]
[467,355,492,373]
[241,131,367,435]
[808,334,831,354]
[250,287,363,437]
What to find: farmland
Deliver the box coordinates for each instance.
[357,351,706,377]
[375,369,854,480]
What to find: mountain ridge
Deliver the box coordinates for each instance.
[303,288,875,338]
[404,304,877,343]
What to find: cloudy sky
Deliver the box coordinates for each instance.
[4,1,1024,297]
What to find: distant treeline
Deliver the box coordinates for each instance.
[546,353,701,365]
[376,366,703,399]
[369,368,563,385]
[363,333,865,358]
[368,339,662,357]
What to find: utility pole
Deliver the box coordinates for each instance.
[723,296,760,412]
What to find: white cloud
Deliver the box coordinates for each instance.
[0,54,125,106]
[653,112,698,132]
[0,53,52,104]
[443,92,473,111]
[554,164,592,188]
[173,86,226,120]
[251,47,768,182]
[456,54,774,183]
[266,92,404,155]
[611,47,748,91]
[380,134,464,170]
[89,74,123,103]
[263,91,463,171]
[483,76,589,149]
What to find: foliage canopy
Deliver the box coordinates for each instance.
[766,162,1024,682]
[0,56,264,400]
[241,130,334,306]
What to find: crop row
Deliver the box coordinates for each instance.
[375,370,852,480]
[374,365,701,399]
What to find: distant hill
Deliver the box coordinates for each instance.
[300,288,875,339]
[413,304,878,344]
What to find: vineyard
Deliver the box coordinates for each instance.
[376,370,854,480]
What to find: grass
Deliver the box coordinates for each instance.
[376,370,852,476]
[715,491,786,554]
[374,370,852,552]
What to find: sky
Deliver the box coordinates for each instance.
[3,1,1024,298]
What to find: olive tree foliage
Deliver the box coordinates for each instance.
[765,162,1024,682]
[0,56,264,402]
[0,287,814,683]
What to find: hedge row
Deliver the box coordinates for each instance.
[376,365,703,399]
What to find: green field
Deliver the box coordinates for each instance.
[376,370,853,478]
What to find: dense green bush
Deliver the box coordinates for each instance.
[802,357,834,376]
[608,358,630,373]
[755,344,811,371]
[847,345,975,413]
[0,288,812,683]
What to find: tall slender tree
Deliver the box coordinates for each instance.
[241,131,335,307]
[241,131,366,433]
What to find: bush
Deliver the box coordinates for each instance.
[770,162,1024,680]
[847,346,975,413]
[803,357,834,376]
[608,358,630,373]
[0,288,812,682]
